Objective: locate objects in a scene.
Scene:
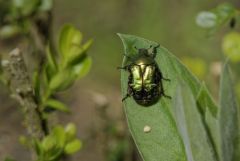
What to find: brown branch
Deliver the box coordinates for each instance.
[2,48,45,139]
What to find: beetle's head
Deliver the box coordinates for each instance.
[138,48,149,56]
[135,45,154,58]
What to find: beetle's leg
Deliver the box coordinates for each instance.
[122,88,133,102]
[162,77,170,81]
[159,78,171,99]
[151,44,160,58]
[122,94,130,101]
[123,53,135,63]
[161,92,171,99]
[157,69,170,82]
[161,89,172,99]
[117,64,131,70]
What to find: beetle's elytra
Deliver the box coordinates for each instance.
[118,44,171,106]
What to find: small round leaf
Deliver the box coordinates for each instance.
[64,139,82,154]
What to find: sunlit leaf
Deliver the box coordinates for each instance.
[42,135,56,151]
[64,139,82,154]
[52,125,66,147]
[66,39,93,67]
[59,24,83,59]
[48,69,75,92]
[222,32,240,62]
[65,123,77,141]
[72,56,92,79]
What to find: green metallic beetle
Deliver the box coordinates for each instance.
[119,44,171,106]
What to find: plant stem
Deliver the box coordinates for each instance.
[2,48,46,159]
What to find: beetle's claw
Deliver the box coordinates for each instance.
[163,94,171,99]
[122,95,130,102]
[162,77,170,81]
[117,66,126,70]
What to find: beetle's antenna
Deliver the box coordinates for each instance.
[151,44,160,58]
[123,53,134,62]
[147,45,152,50]
[123,53,131,59]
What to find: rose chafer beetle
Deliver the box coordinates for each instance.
[118,44,171,106]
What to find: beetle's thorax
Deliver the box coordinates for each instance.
[134,55,155,66]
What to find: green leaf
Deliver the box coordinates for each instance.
[118,33,210,161]
[59,24,92,69]
[42,135,56,151]
[46,44,58,74]
[41,135,63,161]
[196,3,237,32]
[33,139,43,156]
[64,139,82,154]
[196,83,218,117]
[66,39,93,67]
[212,3,236,25]
[48,69,75,92]
[118,34,186,161]
[13,0,40,16]
[173,82,217,161]
[195,83,221,160]
[48,56,91,92]
[72,56,92,79]
[59,24,83,60]
[52,125,66,147]
[222,32,240,63]
[33,71,41,102]
[38,0,53,11]
[65,123,77,141]
[45,99,70,113]
[219,62,239,161]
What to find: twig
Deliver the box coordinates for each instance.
[2,48,45,138]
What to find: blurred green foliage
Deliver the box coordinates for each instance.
[196,2,240,103]
[181,57,207,79]
[0,0,53,39]
[0,1,92,158]
[32,123,82,161]
[33,24,92,115]
[222,32,240,62]
[196,3,238,34]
